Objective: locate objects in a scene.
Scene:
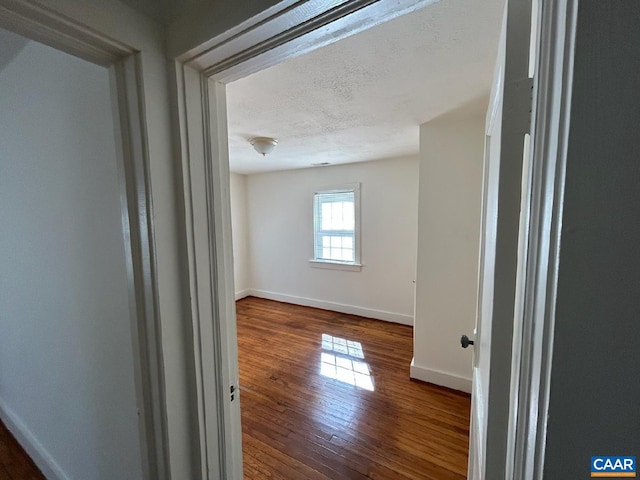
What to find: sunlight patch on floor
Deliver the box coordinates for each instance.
[319,335,374,391]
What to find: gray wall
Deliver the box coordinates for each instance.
[168,0,283,57]
[543,2,640,477]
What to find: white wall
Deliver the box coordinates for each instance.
[411,111,484,393]
[3,1,195,478]
[0,35,142,480]
[230,173,251,296]
[239,157,419,324]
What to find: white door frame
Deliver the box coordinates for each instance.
[173,0,579,479]
[0,2,170,479]
[482,0,578,478]
[509,0,578,479]
[469,0,535,477]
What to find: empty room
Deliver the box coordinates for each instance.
[225,0,502,477]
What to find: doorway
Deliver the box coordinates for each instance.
[222,3,502,474]
[175,0,505,477]
[0,28,143,477]
[0,7,169,478]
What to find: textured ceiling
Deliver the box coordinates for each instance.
[227,0,505,174]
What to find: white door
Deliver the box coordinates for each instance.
[467,1,535,478]
[468,64,502,480]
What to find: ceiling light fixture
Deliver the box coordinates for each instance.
[249,137,278,156]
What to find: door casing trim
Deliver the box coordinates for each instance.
[510,1,578,479]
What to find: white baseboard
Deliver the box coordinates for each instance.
[0,397,68,480]
[409,358,472,393]
[243,289,414,326]
[235,289,251,300]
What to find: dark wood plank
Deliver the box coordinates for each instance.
[237,296,471,480]
[0,421,44,480]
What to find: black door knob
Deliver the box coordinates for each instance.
[461,335,474,348]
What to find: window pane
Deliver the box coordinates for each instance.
[321,203,332,230]
[342,202,354,229]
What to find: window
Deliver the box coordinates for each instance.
[311,184,361,270]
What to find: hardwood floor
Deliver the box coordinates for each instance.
[0,421,44,480]
[237,297,471,480]
[0,297,470,479]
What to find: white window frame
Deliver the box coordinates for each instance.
[309,183,362,272]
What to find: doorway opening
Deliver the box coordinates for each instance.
[220,1,503,477]
[0,26,164,480]
[0,5,169,476]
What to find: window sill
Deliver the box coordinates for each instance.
[308,260,362,272]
